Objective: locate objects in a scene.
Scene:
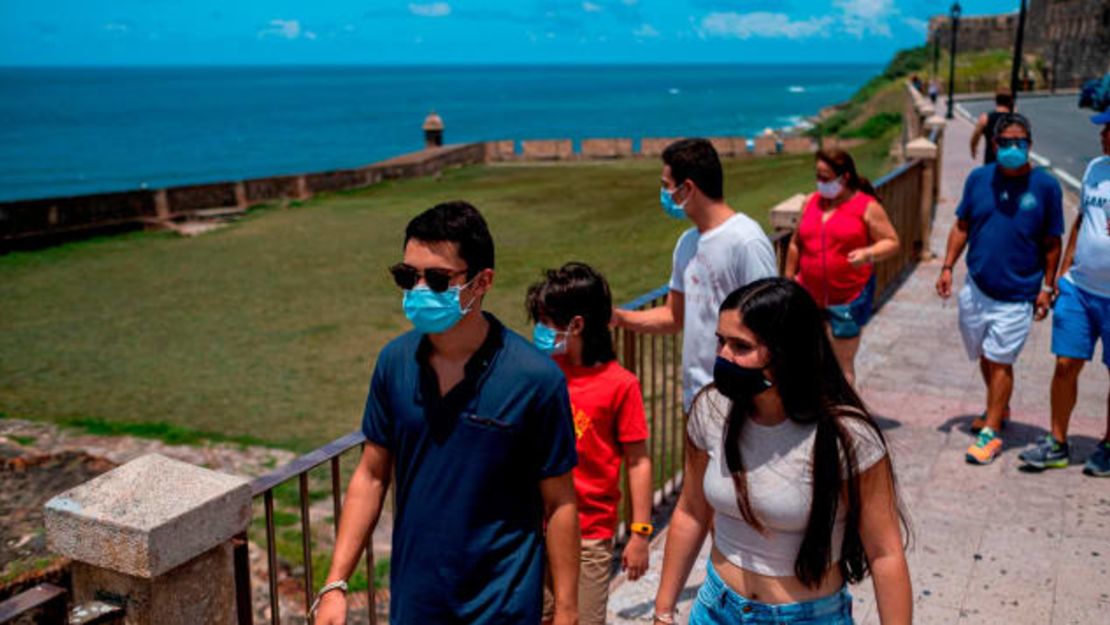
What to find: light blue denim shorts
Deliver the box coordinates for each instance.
[688,560,854,624]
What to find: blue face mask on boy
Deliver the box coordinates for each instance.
[532,323,567,355]
[402,279,476,334]
[660,186,687,220]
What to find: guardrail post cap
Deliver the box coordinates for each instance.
[906,136,939,160]
[44,453,251,578]
[769,193,807,230]
[924,114,947,131]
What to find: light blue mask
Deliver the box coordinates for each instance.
[996,145,1029,170]
[660,187,686,220]
[532,323,567,356]
[402,281,474,334]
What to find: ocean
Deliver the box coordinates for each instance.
[0,64,880,202]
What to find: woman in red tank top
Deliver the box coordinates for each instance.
[784,149,900,384]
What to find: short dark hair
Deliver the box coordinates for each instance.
[662,138,724,200]
[995,90,1014,109]
[994,112,1032,141]
[525,262,616,366]
[404,201,494,278]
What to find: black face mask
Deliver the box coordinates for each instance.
[713,356,772,401]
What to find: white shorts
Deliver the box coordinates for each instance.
[957,278,1034,365]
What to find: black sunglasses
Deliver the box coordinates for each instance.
[389,263,469,292]
[996,138,1029,150]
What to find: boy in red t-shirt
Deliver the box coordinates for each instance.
[527,262,653,625]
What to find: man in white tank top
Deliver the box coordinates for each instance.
[612,139,777,411]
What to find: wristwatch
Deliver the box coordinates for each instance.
[630,522,654,537]
[1041,284,1056,293]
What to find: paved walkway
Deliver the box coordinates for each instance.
[607,117,1110,624]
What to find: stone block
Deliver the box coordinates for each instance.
[45,453,250,579]
[924,115,947,132]
[781,136,815,154]
[521,139,573,160]
[708,137,738,157]
[484,140,515,161]
[639,137,679,157]
[769,193,807,230]
[906,137,938,160]
[580,138,633,159]
[753,135,778,155]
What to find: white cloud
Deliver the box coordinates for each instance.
[633,23,659,38]
[409,2,451,18]
[834,0,894,38]
[304,31,318,40]
[901,16,929,35]
[582,2,602,12]
[103,22,130,33]
[701,12,832,40]
[259,19,302,39]
[622,0,639,5]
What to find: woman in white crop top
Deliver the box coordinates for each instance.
[653,278,911,625]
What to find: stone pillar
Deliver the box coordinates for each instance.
[769,193,807,232]
[153,189,171,221]
[906,136,940,261]
[423,112,444,149]
[44,454,251,625]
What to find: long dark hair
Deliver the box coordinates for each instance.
[710,277,905,587]
[816,148,880,202]
[525,262,617,366]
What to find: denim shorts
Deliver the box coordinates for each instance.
[688,560,854,625]
[825,276,876,339]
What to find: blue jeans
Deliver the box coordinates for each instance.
[689,560,854,624]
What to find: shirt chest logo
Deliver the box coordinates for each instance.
[1019,192,1038,211]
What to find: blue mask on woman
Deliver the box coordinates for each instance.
[996,144,1029,170]
[532,323,567,355]
[402,281,474,334]
[660,187,686,220]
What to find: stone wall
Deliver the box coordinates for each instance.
[927,1,1110,87]
[2,133,821,251]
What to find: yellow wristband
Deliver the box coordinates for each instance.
[630,522,654,537]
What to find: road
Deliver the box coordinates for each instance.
[963,94,1102,186]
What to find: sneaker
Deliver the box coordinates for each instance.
[970,409,1011,433]
[1018,435,1070,470]
[966,427,1003,465]
[1083,440,1110,477]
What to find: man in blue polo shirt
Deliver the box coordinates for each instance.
[936,113,1064,465]
[1019,109,1110,477]
[315,201,581,624]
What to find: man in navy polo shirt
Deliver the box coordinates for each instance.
[936,113,1064,466]
[315,201,581,624]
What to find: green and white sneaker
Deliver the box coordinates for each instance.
[1018,435,1069,470]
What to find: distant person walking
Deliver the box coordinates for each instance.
[612,138,777,413]
[1019,110,1110,477]
[528,262,654,625]
[928,78,940,104]
[651,278,911,625]
[785,149,900,385]
[970,90,1015,165]
[315,202,581,625]
[936,113,1064,465]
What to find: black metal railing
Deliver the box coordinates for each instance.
[0,584,124,625]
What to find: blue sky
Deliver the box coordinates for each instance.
[1,1,1021,66]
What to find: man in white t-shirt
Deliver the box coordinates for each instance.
[612,138,777,411]
[1019,109,1110,477]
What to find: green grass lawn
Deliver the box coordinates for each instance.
[0,144,892,451]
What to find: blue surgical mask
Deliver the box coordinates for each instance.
[402,280,475,334]
[660,186,686,220]
[996,144,1029,170]
[532,323,567,356]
